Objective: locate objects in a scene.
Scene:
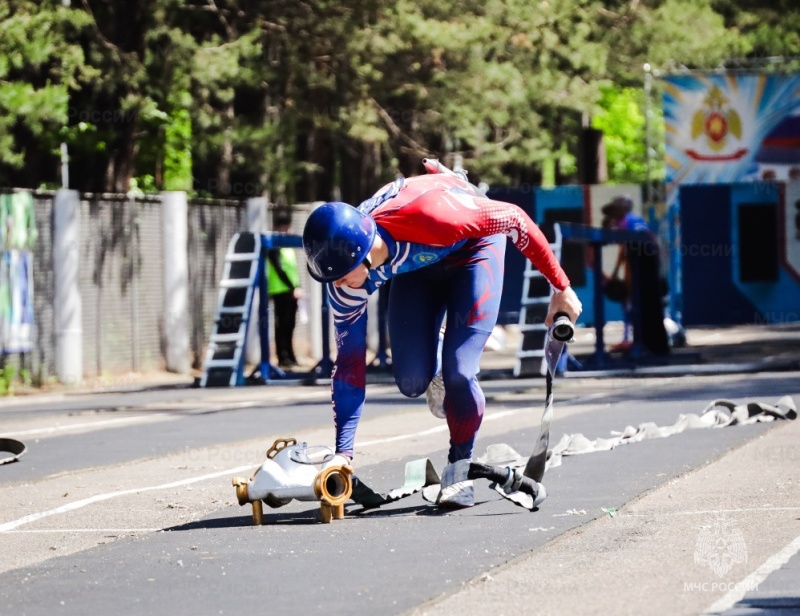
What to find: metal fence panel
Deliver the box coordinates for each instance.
[133,199,165,371]
[79,195,165,378]
[31,194,55,381]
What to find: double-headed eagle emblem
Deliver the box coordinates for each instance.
[691,86,743,151]
[686,86,748,161]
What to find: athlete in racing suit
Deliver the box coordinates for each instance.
[302,161,582,507]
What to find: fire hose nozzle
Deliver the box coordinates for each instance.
[552,312,574,343]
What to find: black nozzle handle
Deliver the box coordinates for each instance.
[468,462,543,499]
[552,311,574,343]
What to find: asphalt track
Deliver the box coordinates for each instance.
[0,372,798,615]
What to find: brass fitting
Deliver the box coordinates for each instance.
[232,476,250,506]
[313,465,353,507]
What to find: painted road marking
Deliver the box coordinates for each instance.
[703,533,800,614]
[0,407,524,533]
[0,465,254,533]
[3,529,161,533]
[3,415,175,438]
[0,384,648,532]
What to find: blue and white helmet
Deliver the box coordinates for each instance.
[302,202,376,282]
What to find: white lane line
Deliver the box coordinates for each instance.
[4,529,160,533]
[0,407,526,532]
[4,415,175,438]
[0,385,676,533]
[703,533,800,614]
[2,389,339,437]
[357,409,521,447]
[0,381,766,535]
[0,464,254,533]
[626,507,800,517]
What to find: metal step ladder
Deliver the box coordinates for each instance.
[200,232,262,387]
[514,223,563,377]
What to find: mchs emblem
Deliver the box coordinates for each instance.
[687,86,748,162]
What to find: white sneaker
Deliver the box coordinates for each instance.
[437,459,474,508]
[426,372,446,419]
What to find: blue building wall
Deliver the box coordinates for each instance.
[493,184,648,327]
[534,186,627,327]
[679,182,800,326]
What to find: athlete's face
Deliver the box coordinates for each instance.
[334,264,369,289]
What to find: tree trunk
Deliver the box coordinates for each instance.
[217,103,234,197]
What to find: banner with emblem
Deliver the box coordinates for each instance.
[661,73,800,325]
[662,73,800,187]
[0,191,37,354]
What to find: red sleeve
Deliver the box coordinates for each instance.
[373,177,571,291]
[462,197,571,291]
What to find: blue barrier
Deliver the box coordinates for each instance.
[251,233,333,383]
[252,232,391,383]
[559,223,652,368]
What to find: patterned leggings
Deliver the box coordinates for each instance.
[388,235,506,463]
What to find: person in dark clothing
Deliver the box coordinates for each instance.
[267,209,303,368]
[602,196,669,356]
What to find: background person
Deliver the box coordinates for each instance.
[267,208,303,369]
[601,196,669,356]
[302,161,582,508]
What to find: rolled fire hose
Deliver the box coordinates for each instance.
[343,311,797,513]
[0,438,27,465]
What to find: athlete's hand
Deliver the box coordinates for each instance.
[546,286,582,327]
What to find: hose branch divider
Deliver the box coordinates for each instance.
[232,438,353,525]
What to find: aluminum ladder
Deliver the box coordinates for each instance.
[514,223,563,377]
[200,232,262,387]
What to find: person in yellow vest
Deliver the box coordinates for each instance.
[267,209,303,368]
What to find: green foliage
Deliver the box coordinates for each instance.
[712,0,800,66]
[0,2,96,169]
[1,0,797,193]
[630,0,742,72]
[592,87,665,184]
[0,364,14,396]
[0,363,31,396]
[163,105,193,191]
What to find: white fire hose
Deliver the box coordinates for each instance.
[0,438,26,465]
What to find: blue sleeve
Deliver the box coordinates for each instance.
[328,284,370,457]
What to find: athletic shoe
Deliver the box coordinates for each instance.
[437,459,474,508]
[426,372,446,419]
